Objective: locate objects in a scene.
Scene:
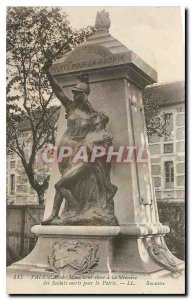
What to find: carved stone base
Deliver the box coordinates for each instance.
[45,210,118,226]
[7,225,184,280]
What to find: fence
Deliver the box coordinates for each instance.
[6,201,185,266]
[6,204,44,266]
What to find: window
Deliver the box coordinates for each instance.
[10,174,15,195]
[164,143,173,153]
[176,114,185,126]
[19,131,30,138]
[164,113,173,141]
[148,134,160,143]
[10,161,16,169]
[149,144,161,155]
[17,185,28,194]
[22,132,29,138]
[153,177,161,187]
[165,161,174,189]
[177,175,185,187]
[176,106,184,112]
[9,151,15,159]
[151,165,161,175]
[17,175,28,184]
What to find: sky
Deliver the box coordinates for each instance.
[63,7,184,83]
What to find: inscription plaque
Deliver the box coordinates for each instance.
[50,44,130,75]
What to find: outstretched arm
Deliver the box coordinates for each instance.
[44,62,71,108]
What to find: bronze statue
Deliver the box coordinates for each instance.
[41,62,118,225]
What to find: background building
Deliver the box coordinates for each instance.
[6,81,185,205]
[6,122,52,205]
[145,81,185,203]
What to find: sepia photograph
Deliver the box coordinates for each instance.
[6,5,185,294]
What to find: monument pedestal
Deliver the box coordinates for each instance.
[8,225,184,279]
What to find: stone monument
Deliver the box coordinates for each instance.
[8,10,184,279]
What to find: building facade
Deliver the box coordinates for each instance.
[6,81,185,205]
[145,81,185,202]
[6,127,52,205]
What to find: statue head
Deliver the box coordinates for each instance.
[72,74,90,102]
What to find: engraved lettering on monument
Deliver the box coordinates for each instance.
[50,45,128,75]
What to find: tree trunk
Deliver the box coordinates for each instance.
[36,189,45,205]
[26,166,48,205]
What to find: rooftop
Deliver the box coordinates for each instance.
[144,80,185,106]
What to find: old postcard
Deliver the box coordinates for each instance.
[6,6,185,294]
